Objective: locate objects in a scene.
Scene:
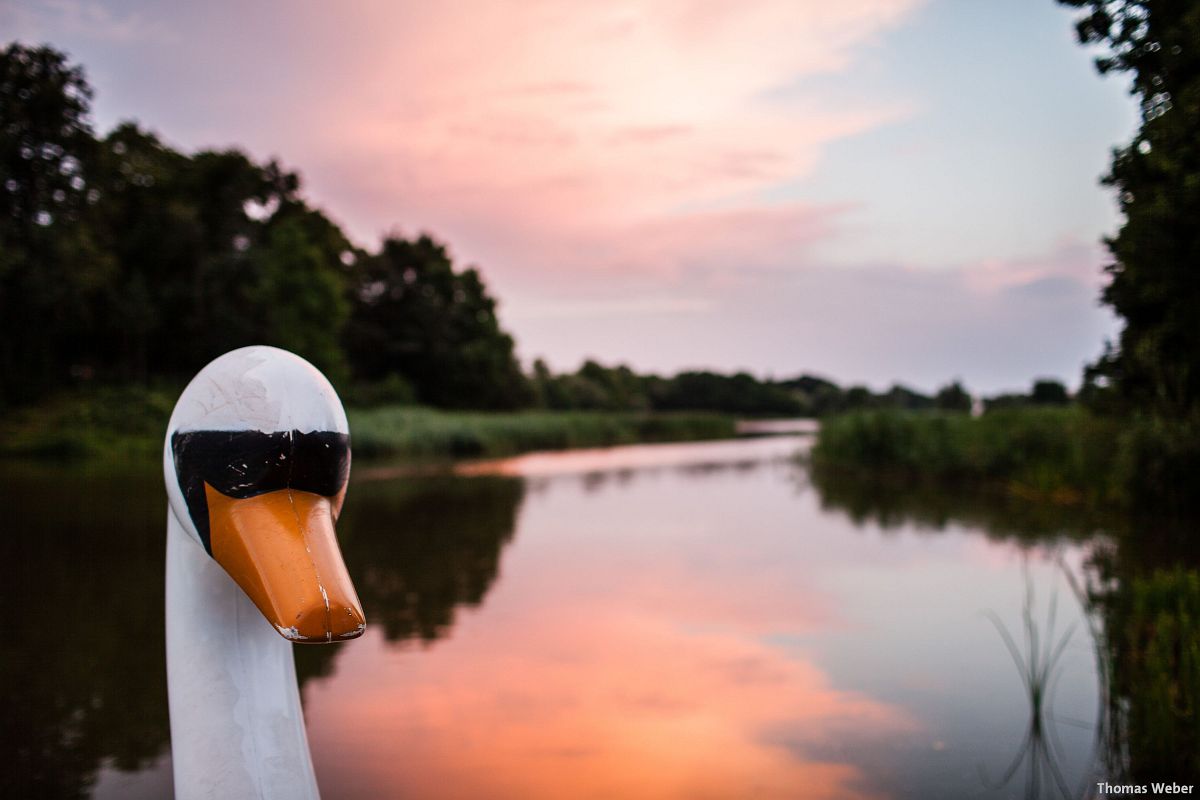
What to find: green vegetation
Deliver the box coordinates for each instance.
[0,386,734,463]
[0,386,176,461]
[1060,1,1200,420]
[348,407,734,460]
[812,407,1119,504]
[528,360,987,417]
[985,379,1071,411]
[344,235,530,409]
[812,406,1200,514]
[808,445,1114,542]
[1101,567,1200,781]
[0,43,527,409]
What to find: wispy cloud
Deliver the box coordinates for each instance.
[964,239,1109,294]
[270,1,923,255]
[6,0,176,44]
[506,238,1116,391]
[511,295,712,321]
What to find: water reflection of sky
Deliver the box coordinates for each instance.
[305,437,1103,799]
[7,436,1104,799]
[455,433,808,479]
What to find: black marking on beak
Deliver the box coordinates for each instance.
[171,429,350,554]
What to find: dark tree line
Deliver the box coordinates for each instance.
[0,43,527,408]
[1058,4,1200,781]
[529,360,1069,417]
[1061,1,1200,419]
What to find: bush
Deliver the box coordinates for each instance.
[347,407,735,460]
[1113,415,1200,515]
[0,386,176,461]
[811,407,1125,505]
[1107,568,1200,780]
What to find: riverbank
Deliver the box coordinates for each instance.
[348,406,735,459]
[0,387,738,463]
[809,406,1200,514]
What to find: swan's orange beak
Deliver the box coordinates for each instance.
[205,484,365,643]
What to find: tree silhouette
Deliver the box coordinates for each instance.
[343,234,532,409]
[1060,1,1200,417]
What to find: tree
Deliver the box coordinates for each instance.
[984,392,1028,412]
[248,204,353,380]
[842,385,876,411]
[1029,378,1070,405]
[1060,1,1200,417]
[648,370,802,415]
[780,374,844,416]
[935,381,972,412]
[175,150,302,370]
[344,234,531,409]
[882,384,935,411]
[86,123,197,381]
[0,43,109,402]
[87,126,339,381]
[0,44,94,248]
[0,43,533,409]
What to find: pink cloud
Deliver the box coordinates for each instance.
[259,1,923,261]
[488,201,850,290]
[963,239,1110,293]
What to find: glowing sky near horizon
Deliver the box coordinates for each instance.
[5,0,1136,393]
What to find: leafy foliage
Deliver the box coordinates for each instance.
[0,43,528,408]
[813,404,1200,514]
[985,378,1071,411]
[812,407,1125,505]
[1102,567,1200,780]
[344,235,530,409]
[347,406,734,460]
[1060,1,1200,417]
[0,44,107,402]
[934,380,972,412]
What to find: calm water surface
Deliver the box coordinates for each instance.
[5,435,1111,799]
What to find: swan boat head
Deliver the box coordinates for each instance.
[164,345,365,643]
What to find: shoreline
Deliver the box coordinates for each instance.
[1,392,811,467]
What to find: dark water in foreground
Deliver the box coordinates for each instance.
[5,436,1122,799]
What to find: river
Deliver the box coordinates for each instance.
[4,433,1116,799]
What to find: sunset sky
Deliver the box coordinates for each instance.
[5,0,1137,393]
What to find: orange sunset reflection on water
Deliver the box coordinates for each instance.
[297,436,1102,799]
[305,581,911,799]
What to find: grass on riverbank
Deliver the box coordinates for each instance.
[810,406,1200,513]
[0,386,177,461]
[347,406,736,459]
[0,387,737,463]
[1103,567,1200,780]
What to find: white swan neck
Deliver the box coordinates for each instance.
[166,513,319,800]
